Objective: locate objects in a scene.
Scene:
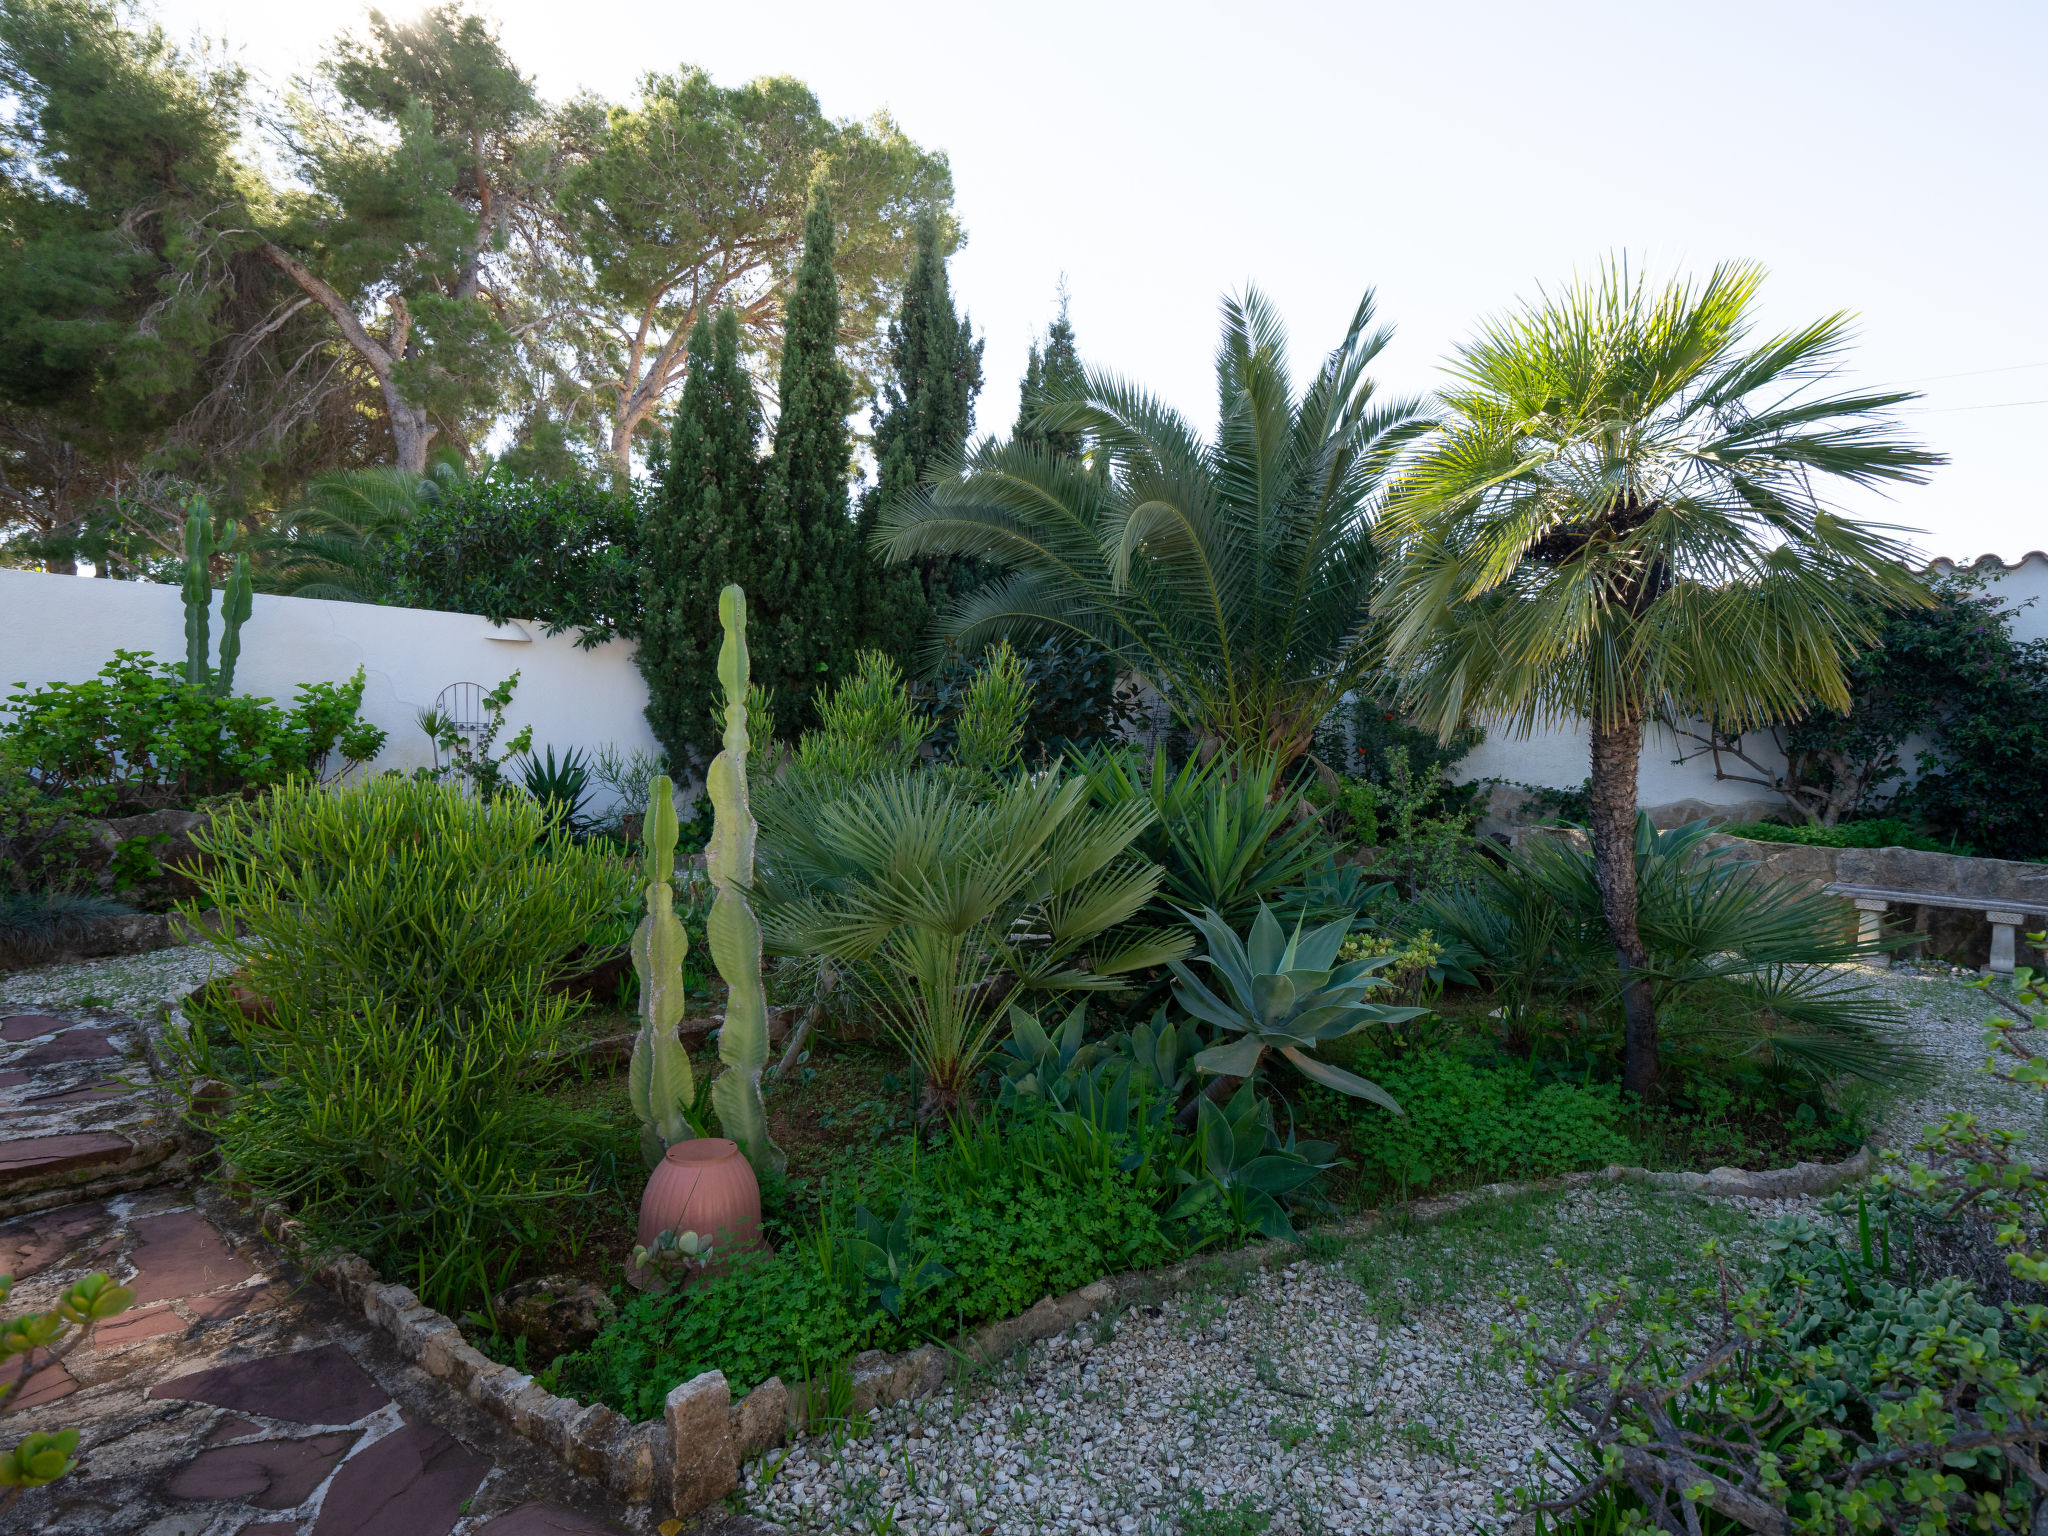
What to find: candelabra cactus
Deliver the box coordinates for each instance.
[627,773,697,1167]
[705,585,785,1177]
[181,502,253,697]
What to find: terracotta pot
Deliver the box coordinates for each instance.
[635,1137,761,1264]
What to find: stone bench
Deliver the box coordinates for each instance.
[1825,882,2048,976]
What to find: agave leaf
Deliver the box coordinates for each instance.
[1250,971,1296,1026]
[1290,913,1354,974]
[1167,960,1253,1033]
[1241,1155,1329,1197]
[1278,1045,1404,1115]
[1008,1003,1054,1061]
[1192,1036,1266,1078]
[1247,903,1287,977]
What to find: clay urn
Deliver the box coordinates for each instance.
[633,1138,761,1287]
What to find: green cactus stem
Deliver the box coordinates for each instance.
[214,550,252,699]
[181,509,214,689]
[628,773,698,1167]
[705,585,785,1177]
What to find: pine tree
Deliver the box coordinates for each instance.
[856,214,985,666]
[1014,284,1086,460]
[636,309,768,766]
[758,186,863,728]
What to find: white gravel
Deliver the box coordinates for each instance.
[746,1188,1806,1536]
[1865,964,2048,1157]
[0,944,221,1016]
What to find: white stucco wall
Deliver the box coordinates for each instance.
[0,569,662,809]
[1929,551,2048,643]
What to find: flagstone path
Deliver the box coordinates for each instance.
[0,999,654,1536]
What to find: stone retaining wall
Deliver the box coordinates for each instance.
[288,1144,1876,1524]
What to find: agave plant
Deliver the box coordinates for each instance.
[1168,904,1424,1113]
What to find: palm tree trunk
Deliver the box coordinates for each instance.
[1588,710,1658,1099]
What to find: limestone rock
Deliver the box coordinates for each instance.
[488,1275,616,1361]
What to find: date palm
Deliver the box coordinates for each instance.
[1376,261,1940,1098]
[872,287,1425,765]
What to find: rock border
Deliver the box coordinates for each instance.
[267,1143,1874,1523]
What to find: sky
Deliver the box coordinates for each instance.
[156,0,2048,562]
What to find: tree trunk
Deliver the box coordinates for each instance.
[257,243,434,474]
[1588,710,1659,1100]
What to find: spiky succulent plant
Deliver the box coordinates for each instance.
[1168,904,1423,1114]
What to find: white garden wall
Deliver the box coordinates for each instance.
[0,569,662,811]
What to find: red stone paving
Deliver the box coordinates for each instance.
[240,1525,306,1536]
[0,1202,109,1279]
[309,1421,491,1536]
[0,1348,77,1407]
[92,1304,184,1347]
[0,1014,68,1041]
[0,1131,132,1184]
[14,1027,117,1065]
[476,1503,627,1534]
[166,1431,357,1509]
[206,1416,266,1443]
[0,1069,25,1088]
[150,1344,393,1425]
[192,1285,281,1322]
[129,1207,259,1303]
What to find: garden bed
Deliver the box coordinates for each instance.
[292,1139,1875,1523]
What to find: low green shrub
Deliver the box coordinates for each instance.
[1521,1199,2048,1536]
[187,776,637,1031]
[0,651,386,812]
[1315,1049,1635,1191]
[555,1131,1181,1416]
[1719,816,1975,855]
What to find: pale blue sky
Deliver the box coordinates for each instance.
[161,0,2048,560]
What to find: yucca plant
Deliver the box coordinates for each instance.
[758,770,1191,1121]
[1075,745,1332,927]
[873,287,1426,764]
[1168,903,1424,1114]
[1377,260,1940,1096]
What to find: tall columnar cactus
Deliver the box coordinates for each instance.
[628,774,697,1166]
[181,501,253,698]
[706,585,785,1177]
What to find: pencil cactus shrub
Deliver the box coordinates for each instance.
[705,585,786,1178]
[627,773,698,1168]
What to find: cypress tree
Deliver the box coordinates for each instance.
[636,309,768,766]
[1015,284,1086,460]
[758,186,863,728]
[856,215,986,665]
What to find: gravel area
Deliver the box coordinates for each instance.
[1866,964,2048,1156]
[0,943,221,1015]
[747,1187,1811,1536]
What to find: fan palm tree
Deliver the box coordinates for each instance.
[1375,260,1941,1098]
[872,288,1426,766]
[756,769,1190,1121]
[254,465,453,602]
